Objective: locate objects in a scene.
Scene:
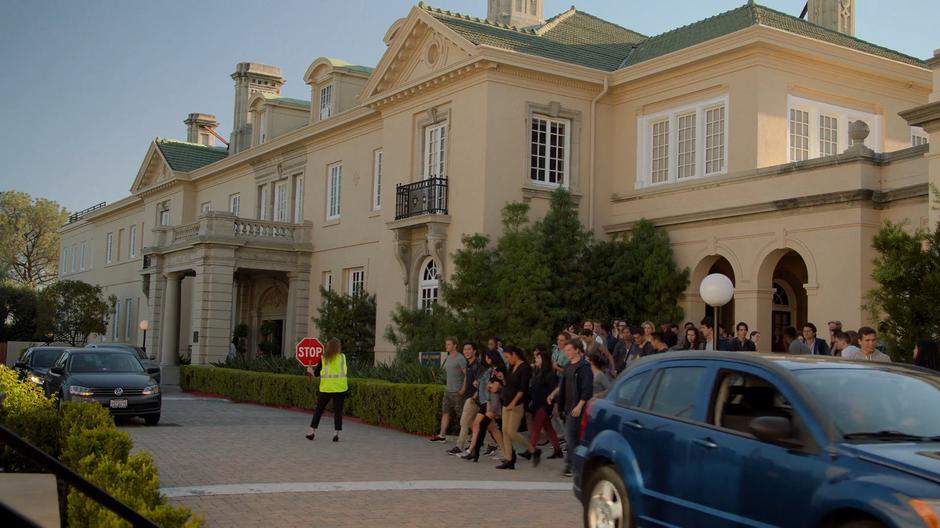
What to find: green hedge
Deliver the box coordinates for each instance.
[181,366,445,435]
[0,366,202,527]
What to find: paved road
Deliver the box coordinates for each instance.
[120,389,582,527]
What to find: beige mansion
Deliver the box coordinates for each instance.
[59,0,940,378]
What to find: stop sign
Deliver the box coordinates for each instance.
[296,337,324,367]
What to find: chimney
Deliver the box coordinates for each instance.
[486,0,544,27]
[807,0,856,37]
[184,113,219,146]
[229,62,284,155]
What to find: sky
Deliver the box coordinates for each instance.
[0,0,934,212]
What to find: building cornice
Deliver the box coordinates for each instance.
[605,184,928,234]
[900,101,940,133]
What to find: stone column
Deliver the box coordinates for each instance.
[284,270,311,357]
[190,259,235,365]
[145,272,166,357]
[733,288,774,352]
[160,272,185,385]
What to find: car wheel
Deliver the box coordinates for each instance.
[143,414,160,426]
[583,466,631,528]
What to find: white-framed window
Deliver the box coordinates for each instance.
[418,259,440,310]
[348,268,365,296]
[124,298,133,340]
[637,96,729,188]
[129,225,137,258]
[72,245,78,272]
[787,96,882,162]
[201,202,211,215]
[61,247,68,275]
[319,85,334,120]
[258,185,270,220]
[373,150,383,210]
[819,114,839,157]
[106,233,114,264]
[113,300,121,339]
[530,115,570,187]
[158,202,170,226]
[293,175,305,223]
[274,180,289,222]
[423,123,447,179]
[229,193,241,217]
[258,112,268,144]
[789,108,810,161]
[327,163,342,220]
[913,127,929,147]
[323,271,333,292]
[79,242,87,271]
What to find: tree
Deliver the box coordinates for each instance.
[384,303,456,363]
[314,287,377,363]
[440,233,497,341]
[37,280,113,346]
[534,188,593,329]
[0,283,39,341]
[0,191,70,289]
[865,220,940,361]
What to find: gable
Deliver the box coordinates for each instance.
[130,142,174,193]
[363,8,476,101]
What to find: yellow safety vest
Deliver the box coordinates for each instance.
[319,353,348,393]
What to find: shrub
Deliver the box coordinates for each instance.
[313,288,377,363]
[0,365,59,471]
[211,354,444,384]
[182,366,444,434]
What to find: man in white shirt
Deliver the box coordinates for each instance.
[841,327,891,362]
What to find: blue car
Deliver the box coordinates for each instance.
[573,352,940,528]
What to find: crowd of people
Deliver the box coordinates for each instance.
[427,317,940,476]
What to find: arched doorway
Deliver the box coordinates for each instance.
[769,251,808,352]
[702,257,735,338]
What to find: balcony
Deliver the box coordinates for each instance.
[395,177,448,220]
[146,212,313,260]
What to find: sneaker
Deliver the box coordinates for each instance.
[491,450,504,460]
[429,435,446,442]
[547,450,564,460]
[446,446,463,455]
[484,445,497,456]
[562,465,573,478]
[537,439,549,447]
[518,451,532,461]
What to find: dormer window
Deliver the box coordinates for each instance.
[319,85,334,120]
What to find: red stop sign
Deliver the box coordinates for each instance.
[296,338,324,367]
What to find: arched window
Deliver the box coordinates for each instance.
[772,281,790,308]
[418,259,440,310]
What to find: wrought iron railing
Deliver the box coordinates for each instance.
[395,178,448,220]
[67,202,107,224]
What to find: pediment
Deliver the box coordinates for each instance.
[363,8,475,102]
[130,142,174,194]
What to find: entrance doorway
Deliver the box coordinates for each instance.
[259,319,284,357]
[768,251,808,352]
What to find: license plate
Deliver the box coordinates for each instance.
[109,399,128,409]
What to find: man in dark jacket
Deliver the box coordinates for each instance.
[802,323,830,355]
[550,338,593,477]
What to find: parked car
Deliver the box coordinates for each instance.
[87,343,160,382]
[574,352,940,528]
[43,348,161,425]
[13,346,71,385]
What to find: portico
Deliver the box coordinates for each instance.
[142,212,312,382]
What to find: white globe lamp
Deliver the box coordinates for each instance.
[700,273,734,307]
[700,273,734,350]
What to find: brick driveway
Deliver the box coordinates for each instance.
[121,388,582,527]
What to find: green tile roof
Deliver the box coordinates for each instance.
[620,2,925,68]
[421,2,924,72]
[156,139,228,172]
[261,95,311,108]
[424,5,644,71]
[339,64,375,75]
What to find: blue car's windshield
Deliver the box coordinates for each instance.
[795,368,940,439]
[68,353,143,374]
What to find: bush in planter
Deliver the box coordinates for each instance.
[0,365,59,471]
[58,402,202,527]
